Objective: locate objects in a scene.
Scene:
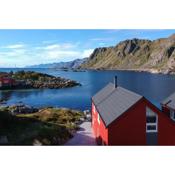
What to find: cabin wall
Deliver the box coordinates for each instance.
[108,99,147,145]
[91,102,108,145]
[0,77,15,87]
[108,98,175,145]
[157,111,175,145]
[144,100,175,145]
[92,98,175,146]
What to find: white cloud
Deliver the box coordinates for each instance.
[44,44,61,50]
[2,44,25,49]
[81,49,94,57]
[45,50,81,60]
[43,43,78,50]
[0,42,93,67]
[37,42,90,61]
[0,49,26,57]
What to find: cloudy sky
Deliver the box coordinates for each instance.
[0,29,175,67]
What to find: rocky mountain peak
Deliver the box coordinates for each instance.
[81,33,175,74]
[169,33,175,39]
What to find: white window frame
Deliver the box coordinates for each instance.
[170,109,175,121]
[97,113,100,124]
[146,107,158,133]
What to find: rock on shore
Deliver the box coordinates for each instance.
[0,70,81,90]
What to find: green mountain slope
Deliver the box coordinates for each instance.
[81,34,175,73]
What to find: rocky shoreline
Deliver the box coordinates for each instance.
[24,78,81,89]
[82,68,175,75]
[0,71,81,90]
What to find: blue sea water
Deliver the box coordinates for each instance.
[1,68,175,110]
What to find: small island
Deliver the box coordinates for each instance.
[0,70,81,90]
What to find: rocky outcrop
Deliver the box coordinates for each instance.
[80,34,175,74]
[25,78,80,89]
[0,71,81,90]
[8,104,39,115]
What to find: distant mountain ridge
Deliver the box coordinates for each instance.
[80,34,175,74]
[27,34,175,74]
[27,58,87,69]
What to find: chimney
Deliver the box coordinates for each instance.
[114,76,117,88]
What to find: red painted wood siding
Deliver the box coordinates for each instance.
[108,99,146,145]
[92,102,108,145]
[108,98,175,145]
[92,98,175,145]
[143,99,175,145]
[0,77,15,86]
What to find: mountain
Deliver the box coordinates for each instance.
[27,58,87,69]
[80,34,175,74]
[27,63,58,68]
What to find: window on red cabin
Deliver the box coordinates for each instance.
[170,109,175,121]
[146,107,158,133]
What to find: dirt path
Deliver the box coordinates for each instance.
[65,121,96,145]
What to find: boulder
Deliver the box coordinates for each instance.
[10,104,39,114]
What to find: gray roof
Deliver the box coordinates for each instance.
[161,92,175,109]
[92,83,143,127]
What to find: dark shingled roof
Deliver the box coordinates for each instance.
[92,83,143,127]
[161,92,175,109]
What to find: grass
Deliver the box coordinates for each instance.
[80,38,174,73]
[12,70,54,81]
[0,108,84,145]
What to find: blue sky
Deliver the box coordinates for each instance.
[0,29,175,67]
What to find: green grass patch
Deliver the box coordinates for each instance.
[0,108,84,145]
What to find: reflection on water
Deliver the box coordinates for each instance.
[0,68,175,110]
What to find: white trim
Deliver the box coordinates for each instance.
[97,113,100,124]
[146,125,158,133]
[146,107,158,133]
[146,131,157,133]
[170,109,175,121]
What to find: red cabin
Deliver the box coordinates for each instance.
[161,93,175,121]
[92,76,175,145]
[0,76,15,87]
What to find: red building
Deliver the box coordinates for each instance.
[92,76,175,145]
[161,93,175,121]
[0,75,16,88]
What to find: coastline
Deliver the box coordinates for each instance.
[0,70,81,90]
[0,67,174,75]
[81,68,174,75]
